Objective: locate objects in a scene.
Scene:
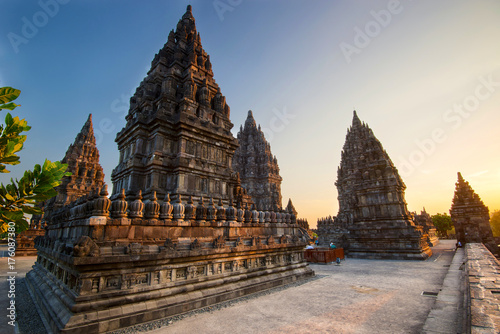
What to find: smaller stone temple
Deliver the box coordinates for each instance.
[15,217,44,256]
[450,172,498,255]
[233,110,283,210]
[16,114,104,256]
[318,111,431,259]
[413,208,439,246]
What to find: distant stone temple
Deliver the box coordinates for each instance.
[318,111,432,260]
[16,115,103,256]
[413,208,439,246]
[233,110,282,210]
[450,172,498,255]
[47,114,104,214]
[27,6,312,333]
[15,219,44,256]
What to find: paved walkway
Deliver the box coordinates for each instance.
[0,240,462,333]
[147,240,459,334]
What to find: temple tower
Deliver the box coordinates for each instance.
[111,5,240,203]
[232,110,282,209]
[18,115,104,255]
[43,114,104,220]
[450,172,498,255]
[333,111,431,259]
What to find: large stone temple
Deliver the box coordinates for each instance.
[318,111,432,260]
[450,172,498,255]
[27,6,312,333]
[17,115,104,256]
[111,6,240,205]
[232,110,283,210]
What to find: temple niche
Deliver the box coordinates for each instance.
[233,110,283,210]
[27,6,312,333]
[413,208,439,246]
[450,172,498,255]
[318,111,432,260]
[16,115,104,256]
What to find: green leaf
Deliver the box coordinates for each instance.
[0,87,21,104]
[0,102,20,111]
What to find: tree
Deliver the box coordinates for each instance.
[0,87,69,236]
[490,210,500,237]
[431,213,453,238]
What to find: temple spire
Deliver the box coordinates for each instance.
[450,173,498,255]
[352,110,362,128]
[75,113,95,146]
[245,110,256,127]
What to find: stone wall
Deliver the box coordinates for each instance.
[27,187,313,333]
[465,243,500,333]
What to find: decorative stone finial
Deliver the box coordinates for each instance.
[172,194,185,220]
[145,191,160,219]
[129,190,145,218]
[160,193,173,220]
[93,184,111,217]
[184,195,196,220]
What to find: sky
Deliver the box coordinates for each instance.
[1,0,499,228]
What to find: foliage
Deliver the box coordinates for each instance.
[0,87,69,235]
[431,213,453,238]
[490,210,500,237]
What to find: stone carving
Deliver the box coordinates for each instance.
[73,236,99,257]
[251,236,261,246]
[213,235,225,249]
[207,197,217,221]
[186,266,197,279]
[125,243,143,255]
[164,238,177,251]
[173,194,185,220]
[184,196,196,220]
[235,237,243,247]
[93,185,111,216]
[217,198,226,221]
[145,191,160,219]
[190,238,201,250]
[159,193,173,220]
[196,197,207,221]
[450,173,498,255]
[111,189,128,218]
[129,190,145,218]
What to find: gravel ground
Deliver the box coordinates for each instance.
[16,278,46,334]
[14,271,326,334]
[108,274,328,334]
